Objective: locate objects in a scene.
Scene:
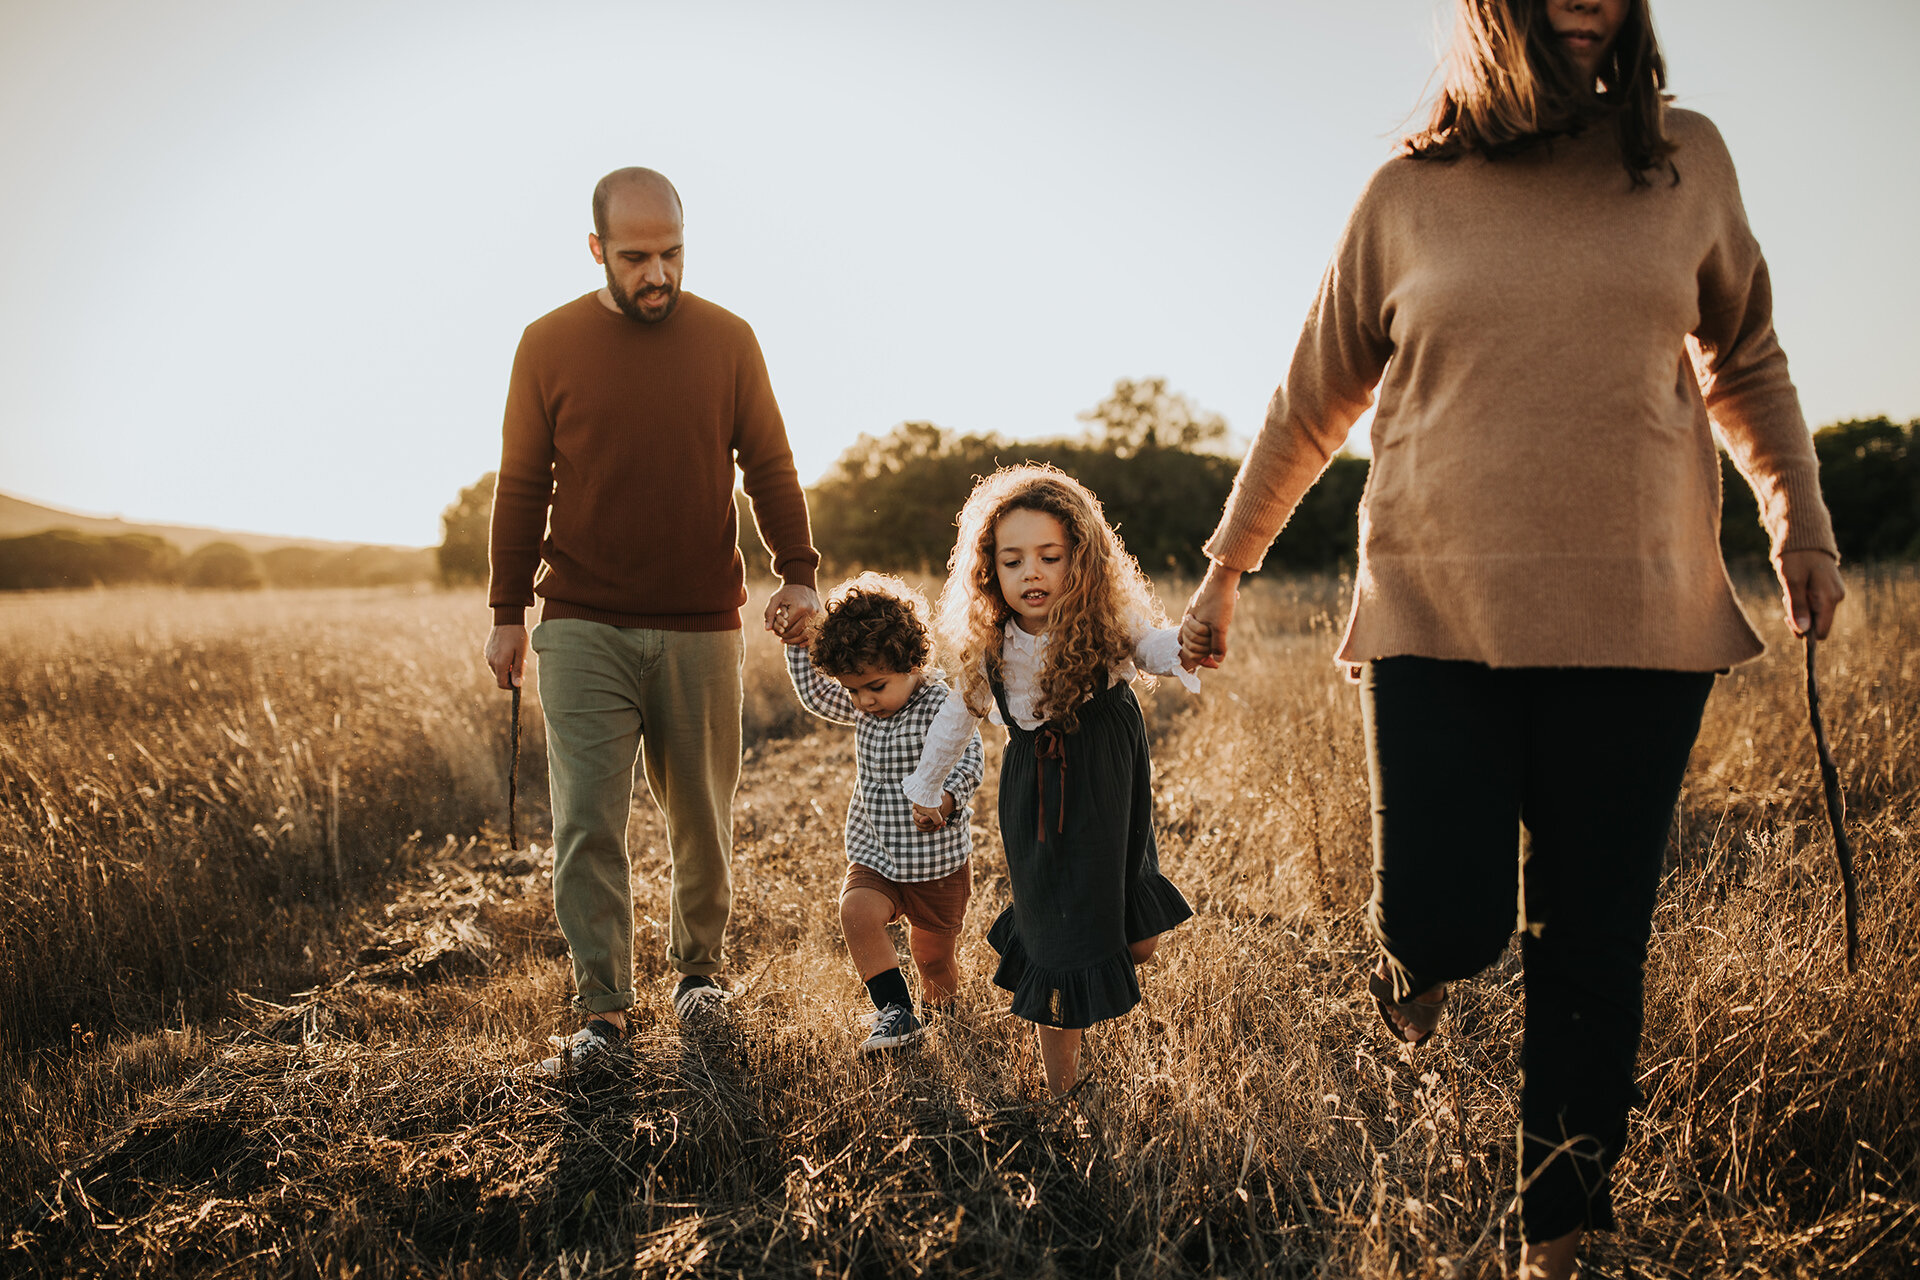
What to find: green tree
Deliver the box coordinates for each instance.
[261,546,335,587]
[182,541,264,590]
[0,530,183,589]
[1077,376,1231,457]
[802,376,1378,577]
[807,423,1012,572]
[0,530,110,589]
[101,533,181,584]
[438,473,495,585]
[1814,417,1919,560]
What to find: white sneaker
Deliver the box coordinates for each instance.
[673,974,733,1020]
[534,1019,630,1077]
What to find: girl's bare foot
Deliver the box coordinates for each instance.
[1520,1228,1580,1279]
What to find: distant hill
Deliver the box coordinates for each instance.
[0,490,419,555]
[0,490,438,590]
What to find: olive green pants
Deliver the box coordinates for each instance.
[531,618,743,1015]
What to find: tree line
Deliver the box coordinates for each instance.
[433,388,1919,586]
[29,379,1878,594]
[432,379,1376,583]
[0,531,435,591]
[7,386,1908,595]
[772,390,1919,580]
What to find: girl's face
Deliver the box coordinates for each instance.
[993,507,1071,635]
[1545,0,1628,80]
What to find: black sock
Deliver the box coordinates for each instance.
[864,967,912,1013]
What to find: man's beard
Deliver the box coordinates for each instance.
[606,269,680,324]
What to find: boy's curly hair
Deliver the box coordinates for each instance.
[934,464,1165,730]
[807,573,934,677]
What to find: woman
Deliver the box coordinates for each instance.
[1182,1,1844,1275]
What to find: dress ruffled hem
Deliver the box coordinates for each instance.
[1125,872,1194,944]
[987,907,1142,1029]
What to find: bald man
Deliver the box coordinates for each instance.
[485,168,821,1074]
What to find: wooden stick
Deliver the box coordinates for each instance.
[1804,635,1861,972]
[509,682,521,850]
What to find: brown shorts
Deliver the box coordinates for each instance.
[840,861,972,937]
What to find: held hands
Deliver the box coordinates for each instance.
[765,583,823,645]
[912,792,956,832]
[484,625,529,690]
[1777,549,1845,640]
[1180,562,1242,670]
[1177,618,1212,673]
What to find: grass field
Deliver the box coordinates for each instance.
[1,574,1915,1277]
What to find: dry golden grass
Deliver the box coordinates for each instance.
[0,588,527,1056]
[2,573,1915,1277]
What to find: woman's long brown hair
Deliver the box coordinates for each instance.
[1402,0,1677,184]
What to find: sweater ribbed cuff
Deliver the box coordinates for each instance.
[492,605,527,626]
[775,558,819,591]
[1769,468,1841,564]
[1202,483,1305,572]
[1201,521,1275,574]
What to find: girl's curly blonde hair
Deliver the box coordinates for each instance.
[935,465,1165,729]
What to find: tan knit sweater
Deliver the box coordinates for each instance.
[488,291,818,631]
[1205,109,1837,671]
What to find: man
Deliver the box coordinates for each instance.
[484,167,820,1073]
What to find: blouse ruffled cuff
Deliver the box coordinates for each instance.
[1133,625,1202,693]
[901,694,977,808]
[900,771,947,810]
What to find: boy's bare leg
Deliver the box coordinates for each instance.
[1520,1230,1580,1280]
[907,926,959,1008]
[1037,1025,1081,1096]
[841,887,902,982]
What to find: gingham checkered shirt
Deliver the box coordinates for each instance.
[785,644,984,882]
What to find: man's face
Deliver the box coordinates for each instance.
[589,190,684,323]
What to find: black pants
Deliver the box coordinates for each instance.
[1360,657,1713,1243]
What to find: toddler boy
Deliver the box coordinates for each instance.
[784,573,984,1051]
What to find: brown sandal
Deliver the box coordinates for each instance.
[1368,966,1446,1046]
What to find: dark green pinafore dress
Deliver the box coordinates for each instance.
[985,677,1193,1029]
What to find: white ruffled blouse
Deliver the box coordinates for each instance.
[900,619,1200,808]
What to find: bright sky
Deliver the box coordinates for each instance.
[3,0,1916,548]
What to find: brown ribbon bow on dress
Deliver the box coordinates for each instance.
[1034,727,1067,843]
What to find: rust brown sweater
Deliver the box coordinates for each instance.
[488,291,818,630]
[1205,109,1837,671]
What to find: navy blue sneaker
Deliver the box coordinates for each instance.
[859,1003,926,1052]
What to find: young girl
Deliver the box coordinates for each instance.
[902,465,1198,1095]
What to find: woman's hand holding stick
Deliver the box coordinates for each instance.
[1777,549,1856,971]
